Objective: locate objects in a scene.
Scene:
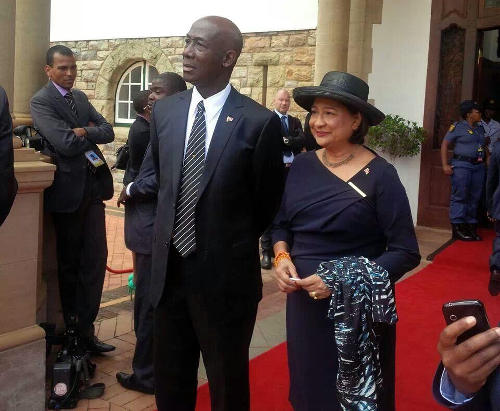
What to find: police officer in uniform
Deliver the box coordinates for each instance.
[441,100,486,241]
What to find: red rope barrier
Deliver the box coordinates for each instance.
[106,265,133,274]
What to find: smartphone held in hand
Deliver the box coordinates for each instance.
[442,299,491,344]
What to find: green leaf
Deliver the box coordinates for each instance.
[366,114,427,159]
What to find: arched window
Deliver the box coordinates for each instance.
[115,62,159,124]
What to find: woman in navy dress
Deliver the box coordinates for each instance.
[272,72,420,411]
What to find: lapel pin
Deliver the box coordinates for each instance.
[226,116,233,122]
[364,168,370,175]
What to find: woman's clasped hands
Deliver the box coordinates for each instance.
[274,258,331,299]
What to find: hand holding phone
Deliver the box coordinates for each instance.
[442,300,490,344]
[438,301,500,395]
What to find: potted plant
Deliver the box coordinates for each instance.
[366,114,426,159]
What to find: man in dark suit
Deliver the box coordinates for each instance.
[273,88,305,163]
[122,90,152,187]
[115,73,187,394]
[486,141,500,296]
[260,88,305,269]
[0,86,17,226]
[433,316,500,410]
[150,16,285,410]
[30,45,115,352]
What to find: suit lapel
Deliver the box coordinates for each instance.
[46,82,78,127]
[73,91,87,125]
[197,87,243,202]
[170,90,192,201]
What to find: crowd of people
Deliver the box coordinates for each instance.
[0,14,498,411]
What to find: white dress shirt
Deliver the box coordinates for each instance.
[185,83,232,156]
[126,83,231,196]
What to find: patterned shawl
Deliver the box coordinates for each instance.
[316,256,398,411]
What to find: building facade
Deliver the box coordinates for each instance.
[54,30,316,192]
[49,0,500,228]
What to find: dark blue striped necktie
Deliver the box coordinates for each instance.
[172,101,206,257]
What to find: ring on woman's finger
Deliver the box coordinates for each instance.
[310,291,318,300]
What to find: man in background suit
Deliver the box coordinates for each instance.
[0,86,17,226]
[433,316,500,410]
[486,141,500,296]
[31,45,115,352]
[122,90,152,188]
[150,16,285,410]
[115,73,187,394]
[260,88,305,269]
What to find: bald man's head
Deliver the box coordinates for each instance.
[274,88,291,115]
[183,16,243,96]
[196,16,243,56]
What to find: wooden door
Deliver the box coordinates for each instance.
[417,0,500,227]
[476,57,500,105]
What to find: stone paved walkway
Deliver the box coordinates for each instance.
[57,203,449,411]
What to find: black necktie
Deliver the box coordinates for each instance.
[172,101,206,257]
[64,91,78,117]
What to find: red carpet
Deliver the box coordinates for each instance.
[395,229,499,410]
[195,343,292,411]
[195,230,500,410]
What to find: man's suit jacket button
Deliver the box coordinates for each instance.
[164,241,169,248]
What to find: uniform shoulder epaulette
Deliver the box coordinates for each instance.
[448,122,457,132]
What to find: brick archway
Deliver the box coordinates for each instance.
[93,41,175,122]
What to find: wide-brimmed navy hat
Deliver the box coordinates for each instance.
[293,71,385,126]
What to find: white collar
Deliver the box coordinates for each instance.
[274,109,288,118]
[191,83,232,114]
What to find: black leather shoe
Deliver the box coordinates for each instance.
[452,224,474,241]
[260,250,272,270]
[489,269,500,296]
[85,336,116,353]
[116,372,154,394]
[467,224,482,241]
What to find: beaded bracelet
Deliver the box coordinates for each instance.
[273,251,291,268]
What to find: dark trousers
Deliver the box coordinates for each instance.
[490,221,500,270]
[153,249,257,411]
[132,252,154,388]
[52,197,107,338]
[449,161,486,224]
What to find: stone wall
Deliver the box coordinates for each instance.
[54,29,316,192]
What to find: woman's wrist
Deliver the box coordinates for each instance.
[273,251,291,268]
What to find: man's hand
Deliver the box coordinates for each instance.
[438,316,500,394]
[117,187,129,207]
[443,165,453,176]
[295,274,331,300]
[73,127,87,138]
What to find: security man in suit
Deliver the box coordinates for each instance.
[150,16,285,410]
[0,86,17,226]
[122,90,152,187]
[441,100,486,242]
[274,88,305,167]
[486,140,500,296]
[115,73,187,394]
[260,88,305,269]
[433,316,500,410]
[30,45,115,353]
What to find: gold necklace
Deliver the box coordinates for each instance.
[322,149,355,168]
